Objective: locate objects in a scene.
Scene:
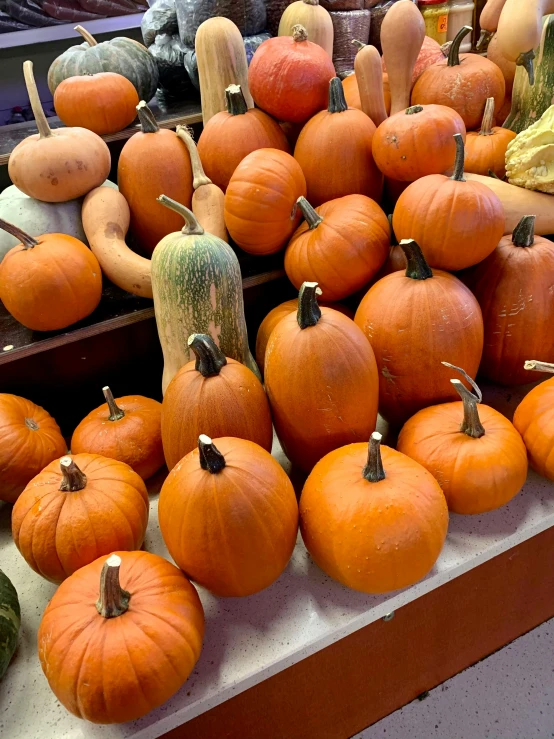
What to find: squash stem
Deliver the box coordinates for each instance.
[225,84,248,116]
[157,195,204,235]
[512,215,536,248]
[102,386,125,422]
[188,334,227,377]
[479,97,495,136]
[352,39,366,50]
[75,25,98,46]
[136,101,160,133]
[328,77,348,113]
[451,133,466,182]
[524,360,554,374]
[297,282,322,329]
[406,105,423,115]
[447,25,472,67]
[362,432,386,483]
[23,61,52,140]
[198,434,226,474]
[0,218,39,249]
[303,0,319,5]
[175,126,212,189]
[399,239,432,281]
[292,24,308,42]
[25,417,39,430]
[59,456,88,492]
[96,555,131,619]
[296,197,323,230]
[476,29,492,53]
[516,50,535,85]
[451,380,485,438]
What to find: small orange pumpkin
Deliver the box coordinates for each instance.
[514,361,554,481]
[464,96,516,180]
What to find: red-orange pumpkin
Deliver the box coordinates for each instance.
[464,96,516,180]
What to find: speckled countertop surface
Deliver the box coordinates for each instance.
[1,381,553,739]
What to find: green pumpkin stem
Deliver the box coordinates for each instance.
[136,101,160,134]
[96,555,131,619]
[297,282,322,329]
[479,97,495,136]
[442,361,485,439]
[523,360,554,374]
[292,24,308,42]
[198,434,226,473]
[363,432,386,482]
[512,215,536,248]
[175,126,212,189]
[451,133,466,182]
[352,39,366,50]
[59,456,87,492]
[225,84,248,115]
[488,169,501,180]
[188,334,227,377]
[0,218,39,249]
[516,50,535,85]
[406,105,424,115]
[328,77,348,113]
[399,239,432,280]
[75,25,98,46]
[476,29,493,52]
[447,25,472,67]
[297,197,323,230]
[103,386,125,422]
[157,195,204,235]
[23,61,52,139]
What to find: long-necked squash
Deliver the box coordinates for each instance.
[278,0,334,58]
[477,0,508,49]
[496,0,554,75]
[353,42,388,126]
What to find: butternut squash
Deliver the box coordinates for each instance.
[496,0,554,82]
[278,0,334,58]
[353,42,388,126]
[82,187,152,299]
[477,0,508,49]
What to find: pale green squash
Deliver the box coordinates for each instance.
[152,196,260,393]
[0,569,20,680]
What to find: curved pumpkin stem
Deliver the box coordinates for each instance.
[225,84,248,116]
[175,126,212,189]
[399,239,432,281]
[188,334,227,377]
[157,195,204,235]
[479,97,495,136]
[516,50,535,86]
[362,432,386,483]
[524,360,554,374]
[198,434,226,473]
[443,362,485,439]
[292,24,308,42]
[328,77,348,114]
[75,25,98,46]
[96,554,131,619]
[103,386,125,422]
[451,133,466,182]
[59,456,88,492]
[512,215,536,248]
[297,282,322,329]
[136,101,160,134]
[447,26,472,67]
[297,197,323,230]
[23,61,52,140]
[476,29,493,52]
[0,218,39,250]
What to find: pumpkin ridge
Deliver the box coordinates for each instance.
[27,493,67,577]
[122,614,186,681]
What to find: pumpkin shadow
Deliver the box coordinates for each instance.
[0,499,12,536]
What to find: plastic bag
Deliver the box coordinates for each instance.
[175,0,266,47]
[149,33,192,92]
[6,0,65,25]
[183,46,200,90]
[77,0,139,15]
[0,9,32,31]
[244,32,270,64]
[42,0,105,21]
[368,0,400,53]
[142,0,178,47]
[265,0,293,35]
[330,9,370,74]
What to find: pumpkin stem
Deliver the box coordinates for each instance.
[476,29,493,52]
[0,218,39,250]
[175,126,212,189]
[188,334,227,376]
[303,0,319,5]
[102,386,125,422]
[136,101,160,134]
[22,61,52,140]
[157,195,204,235]
[296,197,323,230]
[198,434,226,473]
[442,361,485,439]
[524,360,554,374]
[328,77,348,113]
[406,105,423,115]
[488,169,501,180]
[292,24,308,42]
[59,456,87,492]
[516,50,535,85]
[96,554,131,619]
[512,215,536,248]
[362,432,386,483]
[352,39,366,50]
[479,97,495,136]
[451,133,466,182]
[75,25,98,46]
[399,239,432,281]
[225,84,249,116]
[25,417,39,430]
[297,282,322,329]
[447,26,472,67]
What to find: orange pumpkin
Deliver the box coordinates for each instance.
[159,435,298,597]
[12,454,149,583]
[284,194,390,300]
[372,104,467,181]
[54,72,139,136]
[300,431,448,593]
[0,394,66,503]
[38,551,204,724]
[224,148,306,254]
[162,334,273,470]
[71,387,164,480]
[0,220,102,331]
[355,239,484,426]
[514,361,554,481]
[392,134,505,271]
[398,364,528,514]
[341,72,392,115]
[265,282,379,472]
[464,96,516,180]
[294,77,383,206]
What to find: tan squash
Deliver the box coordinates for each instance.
[278,0,334,58]
[353,42,388,126]
[478,0,508,49]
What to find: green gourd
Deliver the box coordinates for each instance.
[152,196,260,393]
[0,569,20,680]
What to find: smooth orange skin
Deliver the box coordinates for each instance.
[159,437,299,597]
[341,73,392,115]
[398,402,528,514]
[464,126,516,180]
[370,244,406,284]
[514,377,554,480]
[265,307,379,472]
[392,175,505,271]
[372,105,467,181]
[224,148,307,255]
[197,107,290,192]
[0,394,66,503]
[355,271,484,427]
[461,234,554,385]
[0,233,102,331]
[300,443,448,593]
[71,395,164,480]
[12,453,149,583]
[38,550,204,724]
[161,357,273,470]
[54,72,139,136]
[294,106,383,207]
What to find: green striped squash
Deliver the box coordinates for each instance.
[0,569,20,680]
[152,196,260,393]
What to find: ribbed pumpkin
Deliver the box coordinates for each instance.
[464,97,516,180]
[159,435,299,597]
[284,195,390,301]
[265,283,379,472]
[300,432,448,593]
[197,84,290,192]
[117,102,193,255]
[513,360,554,481]
[224,148,307,255]
[294,77,383,207]
[12,454,149,583]
[355,239,484,426]
[398,364,528,514]
[162,334,273,470]
[0,393,66,504]
[0,569,20,679]
[71,387,164,480]
[38,552,204,724]
[392,134,505,271]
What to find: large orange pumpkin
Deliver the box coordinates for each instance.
[392,134,505,271]
[0,394,66,503]
[300,431,448,593]
[398,364,528,514]
[464,96,516,180]
[162,333,273,470]
[12,454,149,583]
[355,239,484,426]
[71,387,164,480]
[38,551,204,724]
[514,361,554,481]
[265,282,379,472]
[159,435,298,597]
[294,77,383,206]
[224,148,307,254]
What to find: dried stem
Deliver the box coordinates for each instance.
[362,432,386,483]
[102,386,125,422]
[96,554,131,619]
